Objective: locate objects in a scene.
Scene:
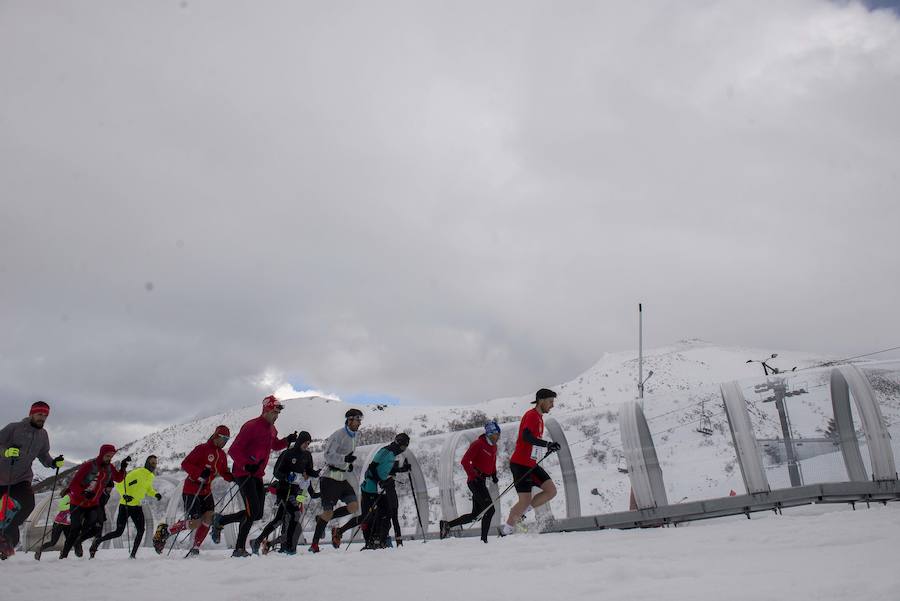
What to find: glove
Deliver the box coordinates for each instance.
[491,473,498,484]
[344,453,356,463]
[223,471,234,482]
[309,488,320,499]
[53,455,65,468]
[286,472,297,483]
[123,494,134,503]
[295,490,310,505]
[267,485,277,495]
[120,456,132,470]
[310,468,321,478]
[155,493,162,501]
[245,463,260,474]
[199,467,212,480]
[546,441,561,453]
[379,478,395,491]
[83,490,95,500]
[285,431,299,445]
[3,447,20,459]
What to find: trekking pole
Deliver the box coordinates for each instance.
[123,475,132,556]
[465,449,556,531]
[32,465,60,560]
[343,488,387,552]
[407,471,426,543]
[165,480,205,556]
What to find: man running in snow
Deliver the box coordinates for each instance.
[252,430,319,555]
[309,408,363,553]
[499,389,561,536]
[90,455,162,558]
[440,420,501,543]
[213,396,297,557]
[359,432,410,549]
[154,425,233,556]
[60,445,128,558]
[0,401,64,558]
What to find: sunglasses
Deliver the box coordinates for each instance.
[216,434,230,440]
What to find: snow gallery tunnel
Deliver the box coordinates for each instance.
[619,362,900,522]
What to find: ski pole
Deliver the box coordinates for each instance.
[407,471,426,543]
[166,480,205,556]
[465,449,556,531]
[343,488,387,552]
[32,465,60,560]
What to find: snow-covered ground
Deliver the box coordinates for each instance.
[5,504,899,601]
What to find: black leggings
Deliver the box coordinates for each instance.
[218,476,264,550]
[62,506,105,557]
[256,498,300,551]
[40,523,69,551]
[96,505,145,556]
[446,479,495,541]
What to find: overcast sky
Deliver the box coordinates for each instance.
[2,1,899,459]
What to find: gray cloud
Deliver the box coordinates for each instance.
[2,1,899,459]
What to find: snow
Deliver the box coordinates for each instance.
[4,503,899,601]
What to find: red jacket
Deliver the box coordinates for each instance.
[461,434,498,482]
[68,445,125,508]
[227,416,288,479]
[181,440,233,496]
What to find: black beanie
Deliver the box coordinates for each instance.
[297,431,312,445]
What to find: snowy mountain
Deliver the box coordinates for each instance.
[106,339,900,528]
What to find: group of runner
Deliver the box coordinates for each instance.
[0,388,563,559]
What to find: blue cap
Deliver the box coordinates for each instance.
[484,420,501,436]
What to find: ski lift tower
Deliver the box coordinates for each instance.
[747,354,805,486]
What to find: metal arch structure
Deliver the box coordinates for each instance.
[721,381,771,494]
[438,417,581,523]
[618,401,668,509]
[830,365,897,482]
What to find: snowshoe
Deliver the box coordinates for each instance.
[308,542,320,554]
[184,547,200,558]
[259,539,271,555]
[0,534,13,560]
[277,547,296,556]
[231,548,252,558]
[439,520,450,539]
[89,538,100,558]
[152,523,170,554]
[74,542,84,558]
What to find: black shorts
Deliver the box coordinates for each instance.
[182,493,215,519]
[510,462,552,493]
[320,477,357,511]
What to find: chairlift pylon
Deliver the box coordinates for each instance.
[696,400,714,436]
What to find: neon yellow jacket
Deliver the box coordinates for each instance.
[58,495,70,511]
[115,467,158,506]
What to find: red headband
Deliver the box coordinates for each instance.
[30,402,50,417]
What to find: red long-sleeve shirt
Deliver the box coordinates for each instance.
[227,416,288,479]
[181,440,233,496]
[461,434,498,482]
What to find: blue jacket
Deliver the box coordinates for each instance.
[361,444,401,494]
